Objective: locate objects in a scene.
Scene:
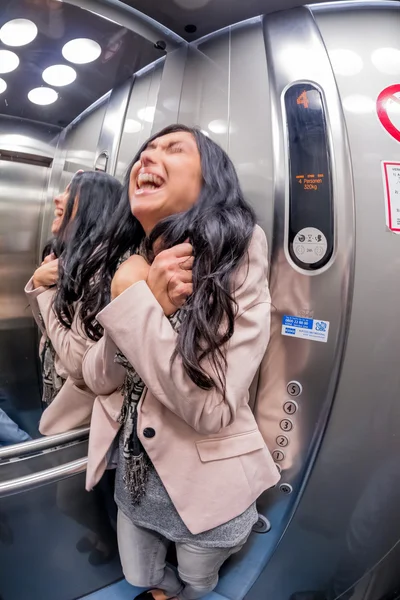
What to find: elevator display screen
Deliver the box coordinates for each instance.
[284,83,333,270]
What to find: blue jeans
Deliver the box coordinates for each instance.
[0,408,31,445]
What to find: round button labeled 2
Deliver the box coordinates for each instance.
[280,419,293,432]
[283,401,298,415]
[272,449,285,462]
[276,435,289,447]
[287,381,302,397]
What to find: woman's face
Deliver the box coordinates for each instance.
[51,183,70,235]
[129,131,202,234]
[52,171,83,235]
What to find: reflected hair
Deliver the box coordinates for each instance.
[53,171,123,330]
[82,124,256,391]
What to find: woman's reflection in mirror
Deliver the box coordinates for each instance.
[25,170,123,566]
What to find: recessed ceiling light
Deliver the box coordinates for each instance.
[0,19,38,47]
[42,64,76,87]
[0,50,19,74]
[62,38,101,64]
[28,87,58,105]
[0,78,6,94]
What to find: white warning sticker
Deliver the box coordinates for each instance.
[281,315,330,343]
[382,161,400,234]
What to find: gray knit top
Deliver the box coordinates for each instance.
[115,430,258,548]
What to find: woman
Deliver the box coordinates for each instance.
[82,124,279,599]
[25,170,124,567]
[25,170,122,434]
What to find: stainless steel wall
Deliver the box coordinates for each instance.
[248,3,400,599]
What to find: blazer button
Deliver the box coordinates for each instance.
[143,427,156,439]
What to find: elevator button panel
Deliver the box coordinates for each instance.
[284,83,334,270]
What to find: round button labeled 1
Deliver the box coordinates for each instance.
[283,401,298,415]
[287,381,302,397]
[272,449,285,462]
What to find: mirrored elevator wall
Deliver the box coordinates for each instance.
[0,116,60,439]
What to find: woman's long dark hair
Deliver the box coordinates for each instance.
[53,171,122,329]
[82,124,256,391]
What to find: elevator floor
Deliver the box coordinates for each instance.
[82,580,225,600]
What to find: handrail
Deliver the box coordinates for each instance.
[0,427,89,461]
[0,457,88,497]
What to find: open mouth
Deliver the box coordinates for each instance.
[136,172,165,193]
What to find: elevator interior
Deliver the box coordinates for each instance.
[0,1,399,599]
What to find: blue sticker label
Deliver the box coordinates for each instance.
[281,315,329,343]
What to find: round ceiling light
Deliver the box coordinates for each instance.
[0,50,19,74]
[42,64,76,86]
[0,19,38,47]
[62,38,101,64]
[0,78,7,94]
[28,87,58,105]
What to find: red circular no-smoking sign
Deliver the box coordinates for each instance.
[377,84,400,142]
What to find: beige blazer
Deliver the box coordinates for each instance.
[83,225,280,535]
[25,279,95,435]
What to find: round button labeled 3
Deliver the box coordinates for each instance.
[283,401,298,415]
[280,419,293,432]
[279,483,293,495]
[287,381,302,397]
[272,449,285,462]
[276,435,289,447]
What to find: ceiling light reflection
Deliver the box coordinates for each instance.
[208,120,227,134]
[42,64,76,86]
[0,19,38,47]
[342,94,375,114]
[372,48,400,75]
[137,106,156,123]
[28,87,58,105]
[329,49,363,76]
[62,38,101,64]
[125,119,142,133]
[0,78,6,94]
[0,50,19,74]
